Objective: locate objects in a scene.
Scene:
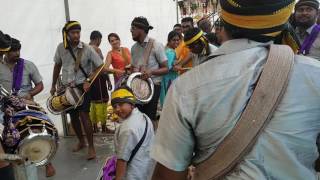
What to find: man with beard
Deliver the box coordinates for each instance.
[0,38,56,177]
[0,38,43,100]
[51,21,103,160]
[0,31,15,180]
[294,0,320,60]
[130,16,168,127]
[183,28,217,66]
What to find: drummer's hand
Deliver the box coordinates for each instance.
[23,93,32,100]
[173,64,183,72]
[115,70,125,77]
[83,82,90,92]
[141,69,152,80]
[50,87,56,96]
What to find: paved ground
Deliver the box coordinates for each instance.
[37,135,114,180]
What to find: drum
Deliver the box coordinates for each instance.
[10,109,58,166]
[119,72,154,104]
[47,87,83,115]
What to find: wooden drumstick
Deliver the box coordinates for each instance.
[74,62,108,108]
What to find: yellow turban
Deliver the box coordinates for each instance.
[220,0,300,53]
[111,87,137,106]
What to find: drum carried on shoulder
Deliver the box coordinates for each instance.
[0,84,58,167]
[47,86,84,115]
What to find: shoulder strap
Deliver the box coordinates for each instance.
[195,44,294,180]
[142,38,155,66]
[74,47,84,72]
[67,43,88,78]
[128,114,148,163]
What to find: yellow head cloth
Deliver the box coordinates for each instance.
[111,88,136,106]
[185,30,204,46]
[220,0,299,53]
[0,47,11,52]
[62,21,81,49]
[221,3,294,37]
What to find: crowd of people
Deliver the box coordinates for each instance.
[1,0,320,179]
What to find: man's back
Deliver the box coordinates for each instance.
[151,39,320,179]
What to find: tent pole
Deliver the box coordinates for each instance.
[64,0,70,22]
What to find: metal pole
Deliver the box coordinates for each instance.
[64,0,70,22]
[62,0,70,136]
[176,0,179,23]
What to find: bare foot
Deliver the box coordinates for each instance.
[45,163,56,177]
[87,148,96,160]
[72,143,86,152]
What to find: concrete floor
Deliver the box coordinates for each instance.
[37,135,114,180]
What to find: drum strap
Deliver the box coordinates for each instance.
[142,38,155,67]
[195,44,294,180]
[128,114,148,164]
[74,47,84,73]
[67,43,88,78]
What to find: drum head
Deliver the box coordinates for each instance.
[18,135,57,166]
[65,87,83,105]
[131,78,151,100]
[127,72,154,103]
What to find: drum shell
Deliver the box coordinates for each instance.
[11,110,58,166]
[46,87,84,115]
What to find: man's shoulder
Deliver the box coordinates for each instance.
[23,59,40,71]
[23,59,35,66]
[131,42,139,49]
[152,39,164,48]
[294,54,320,69]
[56,42,64,50]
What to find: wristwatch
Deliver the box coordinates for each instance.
[86,78,91,83]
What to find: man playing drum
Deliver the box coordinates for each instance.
[0,30,15,180]
[130,16,168,128]
[151,0,320,179]
[0,37,56,177]
[50,21,103,160]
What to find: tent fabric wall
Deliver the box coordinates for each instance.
[0,0,177,135]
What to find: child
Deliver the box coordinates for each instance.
[111,86,155,180]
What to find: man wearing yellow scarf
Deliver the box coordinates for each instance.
[151,0,320,179]
[51,21,103,160]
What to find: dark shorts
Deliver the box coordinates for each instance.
[0,164,15,180]
[137,84,161,121]
[66,85,91,114]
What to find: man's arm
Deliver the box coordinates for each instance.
[95,47,104,60]
[115,159,127,180]
[50,63,62,95]
[152,163,188,180]
[178,53,193,66]
[150,61,169,76]
[28,82,43,98]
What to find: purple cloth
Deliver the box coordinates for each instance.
[299,25,320,55]
[12,58,24,93]
[102,155,117,180]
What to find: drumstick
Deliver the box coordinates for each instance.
[181,67,192,70]
[74,63,108,108]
